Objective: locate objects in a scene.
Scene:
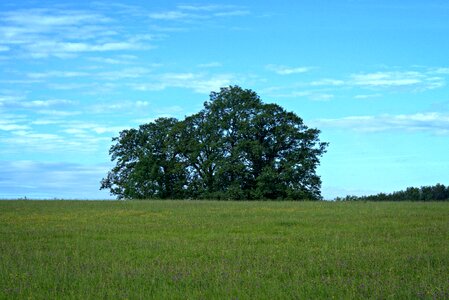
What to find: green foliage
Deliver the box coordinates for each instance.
[101,118,186,199]
[1,200,448,299]
[335,183,449,201]
[101,86,328,200]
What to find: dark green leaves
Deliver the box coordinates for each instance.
[101,86,328,200]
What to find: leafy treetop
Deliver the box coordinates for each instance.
[101,86,328,200]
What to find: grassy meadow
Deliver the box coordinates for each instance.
[0,200,448,299]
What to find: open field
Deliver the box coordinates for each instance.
[1,200,448,299]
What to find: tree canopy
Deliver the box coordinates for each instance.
[101,86,328,200]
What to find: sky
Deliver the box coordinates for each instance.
[1,0,449,199]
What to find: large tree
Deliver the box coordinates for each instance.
[101,86,328,200]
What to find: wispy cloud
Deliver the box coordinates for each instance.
[131,72,234,93]
[0,110,30,134]
[149,11,194,21]
[88,100,153,114]
[1,9,109,27]
[27,71,89,79]
[177,5,239,11]
[262,86,334,101]
[309,79,345,86]
[0,95,25,105]
[354,94,382,99]
[36,109,81,117]
[88,54,138,65]
[0,120,29,131]
[149,4,249,22]
[21,99,75,108]
[0,160,112,199]
[213,10,250,17]
[350,71,444,91]
[432,67,449,74]
[3,130,66,153]
[26,41,146,58]
[313,112,449,134]
[0,8,150,58]
[46,83,91,90]
[26,66,156,83]
[0,118,121,157]
[97,67,152,81]
[197,62,223,68]
[270,68,448,97]
[266,64,311,75]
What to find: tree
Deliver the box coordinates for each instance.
[100,118,187,199]
[101,86,328,200]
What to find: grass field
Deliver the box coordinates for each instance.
[0,200,448,299]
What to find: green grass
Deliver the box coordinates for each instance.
[1,200,448,299]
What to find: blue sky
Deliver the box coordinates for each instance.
[1,0,449,199]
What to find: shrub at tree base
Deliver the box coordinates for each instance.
[101,86,328,200]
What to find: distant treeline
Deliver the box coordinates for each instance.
[335,184,449,201]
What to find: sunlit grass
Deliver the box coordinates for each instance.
[1,200,448,298]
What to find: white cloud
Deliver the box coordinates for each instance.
[21,99,75,108]
[213,10,250,17]
[2,9,109,27]
[0,8,150,59]
[197,62,223,68]
[13,130,61,140]
[354,94,382,99]
[309,93,334,101]
[26,41,145,58]
[91,126,125,134]
[0,9,109,47]
[264,67,449,103]
[0,95,25,105]
[61,128,87,136]
[88,54,138,65]
[97,67,151,80]
[149,11,193,20]
[264,88,334,101]
[154,105,184,114]
[313,112,449,134]
[177,5,238,11]
[88,102,127,112]
[88,100,154,114]
[310,79,345,86]
[0,79,41,84]
[149,4,249,22]
[0,160,113,199]
[30,119,62,125]
[350,71,444,91]
[266,64,311,75]
[0,45,9,51]
[0,120,117,157]
[131,72,233,93]
[37,109,81,116]
[61,121,130,136]
[27,71,89,79]
[282,68,448,93]
[47,83,90,90]
[165,73,233,93]
[0,114,29,131]
[433,67,449,74]
[136,100,150,107]
[0,123,29,131]
[351,72,420,86]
